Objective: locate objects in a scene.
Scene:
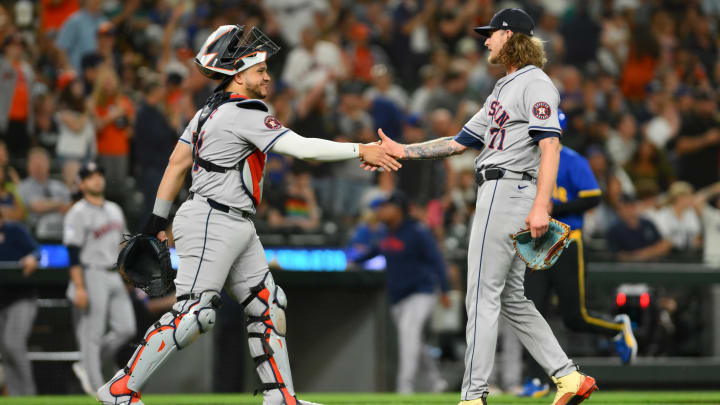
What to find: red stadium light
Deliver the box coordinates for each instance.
[640,292,650,308]
[616,292,627,307]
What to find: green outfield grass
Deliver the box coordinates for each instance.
[2,392,720,405]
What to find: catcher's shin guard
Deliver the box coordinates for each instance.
[244,273,297,405]
[122,290,221,392]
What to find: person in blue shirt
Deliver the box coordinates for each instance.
[354,191,450,394]
[0,210,39,396]
[519,142,638,397]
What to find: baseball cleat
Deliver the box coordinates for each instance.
[458,392,488,405]
[613,314,638,365]
[297,399,323,405]
[517,378,550,398]
[96,369,144,405]
[72,362,95,396]
[550,371,597,405]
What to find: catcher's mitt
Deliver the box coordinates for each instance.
[511,218,571,271]
[116,234,174,297]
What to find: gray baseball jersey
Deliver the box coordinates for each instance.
[451,64,575,401]
[458,65,561,177]
[179,98,291,213]
[63,199,126,269]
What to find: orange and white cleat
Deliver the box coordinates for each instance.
[550,371,597,405]
[96,369,144,405]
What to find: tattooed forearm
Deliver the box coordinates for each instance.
[403,137,465,160]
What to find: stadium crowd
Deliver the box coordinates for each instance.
[1,0,719,263]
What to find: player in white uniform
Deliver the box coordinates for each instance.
[373,8,598,405]
[96,25,400,405]
[63,162,136,395]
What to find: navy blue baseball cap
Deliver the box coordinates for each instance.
[79,162,104,180]
[474,8,535,37]
[373,191,409,214]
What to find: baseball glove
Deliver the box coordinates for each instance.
[511,218,572,271]
[116,234,174,297]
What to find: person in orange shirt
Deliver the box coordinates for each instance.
[89,67,134,203]
[0,33,35,158]
[40,0,80,34]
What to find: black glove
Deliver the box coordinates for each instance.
[116,234,174,297]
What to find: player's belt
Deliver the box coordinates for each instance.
[475,168,534,185]
[188,192,253,219]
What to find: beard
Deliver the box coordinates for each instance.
[488,50,501,65]
[246,80,268,99]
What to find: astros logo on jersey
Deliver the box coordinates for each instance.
[533,102,551,120]
[264,115,282,130]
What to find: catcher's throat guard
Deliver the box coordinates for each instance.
[511,218,571,270]
[116,234,174,297]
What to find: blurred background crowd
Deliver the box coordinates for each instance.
[1,0,720,396]
[1,0,720,267]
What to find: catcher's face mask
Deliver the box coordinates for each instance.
[194,25,281,80]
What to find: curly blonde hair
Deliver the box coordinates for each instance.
[497,33,547,69]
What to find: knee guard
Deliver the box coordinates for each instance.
[243,273,297,405]
[124,290,222,391]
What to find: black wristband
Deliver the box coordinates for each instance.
[142,214,169,236]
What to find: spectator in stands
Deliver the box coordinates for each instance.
[608,194,671,261]
[425,66,469,115]
[40,0,80,35]
[693,182,720,266]
[0,140,20,184]
[0,166,25,221]
[364,64,408,111]
[346,22,388,83]
[80,52,103,95]
[606,113,639,167]
[264,0,329,47]
[33,91,60,152]
[61,159,81,202]
[648,181,702,254]
[619,27,660,104]
[409,65,441,115]
[624,139,674,194]
[90,67,134,203]
[55,0,106,71]
[96,22,121,74]
[281,26,344,97]
[0,32,35,159]
[0,210,39,396]
[560,2,600,68]
[133,78,177,219]
[18,147,72,241]
[56,78,95,163]
[672,89,720,189]
[266,168,320,232]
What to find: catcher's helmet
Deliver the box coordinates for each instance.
[194,25,281,80]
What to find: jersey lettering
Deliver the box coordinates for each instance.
[93,222,124,239]
[192,131,205,172]
[494,110,510,127]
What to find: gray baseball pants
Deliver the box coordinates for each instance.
[391,292,443,393]
[462,178,575,401]
[0,298,37,396]
[69,269,136,390]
